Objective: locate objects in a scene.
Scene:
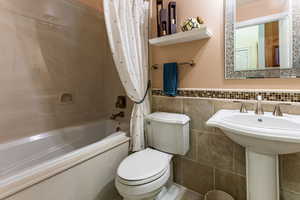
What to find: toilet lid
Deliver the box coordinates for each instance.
[117,148,172,181]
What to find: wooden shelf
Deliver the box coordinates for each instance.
[149,27,212,46]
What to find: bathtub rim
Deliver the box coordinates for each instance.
[0,131,129,200]
[0,119,120,149]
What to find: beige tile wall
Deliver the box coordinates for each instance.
[152,95,300,200]
[0,0,129,143]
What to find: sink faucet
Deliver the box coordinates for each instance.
[234,101,248,113]
[110,111,125,120]
[273,103,291,117]
[255,95,264,115]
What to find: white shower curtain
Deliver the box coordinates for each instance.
[103,0,150,151]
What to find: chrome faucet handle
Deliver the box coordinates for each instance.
[255,95,264,115]
[273,103,291,117]
[110,111,125,120]
[240,102,248,113]
[234,101,248,113]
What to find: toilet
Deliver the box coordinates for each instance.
[115,112,190,200]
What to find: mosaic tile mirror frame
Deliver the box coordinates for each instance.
[225,0,300,79]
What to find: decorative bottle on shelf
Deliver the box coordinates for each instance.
[156,0,163,37]
[168,2,177,34]
[160,8,169,36]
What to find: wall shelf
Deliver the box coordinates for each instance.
[149,27,212,46]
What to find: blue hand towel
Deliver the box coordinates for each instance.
[163,62,178,96]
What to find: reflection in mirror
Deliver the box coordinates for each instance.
[235,0,291,71]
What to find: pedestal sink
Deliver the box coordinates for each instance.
[207,110,300,200]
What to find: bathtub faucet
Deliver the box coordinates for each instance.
[110,111,125,120]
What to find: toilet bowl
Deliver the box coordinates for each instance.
[115,148,172,200]
[115,112,190,200]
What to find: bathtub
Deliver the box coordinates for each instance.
[0,120,130,200]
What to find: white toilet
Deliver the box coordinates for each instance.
[115,112,190,200]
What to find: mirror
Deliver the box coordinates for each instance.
[225,0,300,79]
[235,0,290,71]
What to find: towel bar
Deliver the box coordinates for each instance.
[151,60,195,70]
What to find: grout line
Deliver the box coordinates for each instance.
[153,88,300,93]
[233,143,236,176]
[152,94,300,105]
[213,167,216,190]
[281,189,300,196]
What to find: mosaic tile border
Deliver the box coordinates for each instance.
[152,89,300,102]
[224,0,300,79]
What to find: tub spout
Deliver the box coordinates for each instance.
[110,111,125,120]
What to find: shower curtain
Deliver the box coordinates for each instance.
[103,0,150,151]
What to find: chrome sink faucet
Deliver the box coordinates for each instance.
[255,95,264,115]
[234,101,248,113]
[273,103,291,117]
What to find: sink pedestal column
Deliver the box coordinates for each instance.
[246,149,279,200]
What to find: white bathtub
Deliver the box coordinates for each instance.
[0,120,130,200]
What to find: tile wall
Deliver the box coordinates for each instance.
[0,0,129,142]
[152,95,300,200]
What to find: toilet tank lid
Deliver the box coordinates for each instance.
[146,112,190,124]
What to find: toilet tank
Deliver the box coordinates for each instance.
[145,112,190,155]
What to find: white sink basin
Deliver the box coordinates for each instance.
[207,109,300,200]
[207,109,300,154]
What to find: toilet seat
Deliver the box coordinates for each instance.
[115,165,171,199]
[116,148,172,186]
[117,165,168,186]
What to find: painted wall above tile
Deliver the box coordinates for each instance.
[150,0,300,89]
